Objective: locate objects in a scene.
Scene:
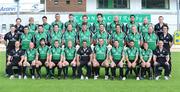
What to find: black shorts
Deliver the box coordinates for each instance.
[66,60,73,63]
[28,60,34,65]
[97,60,105,66]
[52,60,59,66]
[39,59,46,66]
[114,60,120,65]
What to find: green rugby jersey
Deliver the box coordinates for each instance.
[64,47,76,61]
[139,23,151,37]
[34,32,48,48]
[143,33,158,51]
[126,33,143,48]
[94,44,108,61]
[125,22,139,34]
[125,47,139,61]
[51,21,64,32]
[62,30,77,47]
[28,23,37,36]
[140,48,152,62]
[37,45,49,60]
[50,31,62,46]
[93,31,110,45]
[110,46,124,61]
[78,30,92,46]
[65,20,79,31]
[49,47,63,61]
[20,33,33,50]
[109,21,124,34]
[25,48,37,62]
[111,31,126,47]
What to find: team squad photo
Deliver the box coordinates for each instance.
[3,13,173,81]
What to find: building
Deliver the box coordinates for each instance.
[46,0,86,12]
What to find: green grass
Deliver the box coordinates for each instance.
[0,52,180,92]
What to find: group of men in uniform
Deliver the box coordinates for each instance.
[4,13,173,80]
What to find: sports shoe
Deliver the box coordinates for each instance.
[32,76,35,80]
[164,76,169,80]
[24,75,27,79]
[80,75,84,80]
[136,77,140,80]
[155,76,160,80]
[122,77,126,80]
[105,75,109,80]
[85,76,89,80]
[9,75,14,80]
[18,75,22,79]
[94,75,98,80]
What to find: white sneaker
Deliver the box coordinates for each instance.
[94,76,98,80]
[18,75,22,79]
[24,76,27,79]
[136,77,140,80]
[32,76,35,80]
[164,76,169,80]
[9,75,14,80]
[80,75,84,80]
[85,76,89,80]
[155,76,160,80]
[122,77,126,80]
[105,75,109,80]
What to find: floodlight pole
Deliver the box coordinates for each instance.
[177,0,180,30]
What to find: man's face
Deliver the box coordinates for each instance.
[29,42,34,49]
[143,18,148,24]
[83,42,87,48]
[68,41,72,48]
[29,18,34,23]
[114,16,119,22]
[54,25,59,32]
[116,26,121,32]
[97,15,103,22]
[15,41,20,48]
[114,41,119,47]
[132,26,137,33]
[42,18,47,23]
[99,39,104,45]
[99,25,104,31]
[148,26,153,33]
[40,40,45,46]
[83,16,88,22]
[69,15,74,21]
[143,43,148,49]
[24,28,29,34]
[163,26,168,33]
[67,25,72,31]
[130,16,135,22]
[129,42,134,47]
[55,15,60,21]
[54,41,59,47]
[16,19,21,25]
[158,41,164,48]
[10,27,16,32]
[159,17,164,23]
[38,26,44,33]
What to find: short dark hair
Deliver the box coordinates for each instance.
[82,14,88,18]
[97,13,103,17]
[42,16,47,19]
[162,24,169,30]
[129,40,134,43]
[55,13,60,16]
[53,24,59,27]
[38,25,43,28]
[115,24,121,28]
[82,40,87,43]
[16,18,22,22]
[40,38,45,42]
[24,26,29,29]
[69,13,74,16]
[130,15,135,18]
